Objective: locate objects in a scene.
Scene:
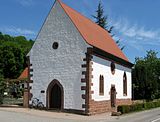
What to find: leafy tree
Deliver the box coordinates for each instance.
[132,50,160,100]
[0,42,24,79]
[0,32,34,79]
[92,1,124,50]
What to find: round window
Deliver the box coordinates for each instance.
[52,42,59,49]
[110,62,115,75]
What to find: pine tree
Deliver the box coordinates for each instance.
[92,1,107,29]
[93,1,125,50]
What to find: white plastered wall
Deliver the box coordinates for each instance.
[91,55,132,101]
[28,1,90,110]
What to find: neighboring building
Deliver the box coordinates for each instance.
[18,67,28,89]
[27,0,133,115]
[18,67,28,80]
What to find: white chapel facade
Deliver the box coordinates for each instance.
[27,0,133,115]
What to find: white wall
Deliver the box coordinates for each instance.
[91,55,132,101]
[29,1,90,110]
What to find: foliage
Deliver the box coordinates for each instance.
[0,32,34,79]
[0,42,24,78]
[118,100,160,114]
[0,75,5,104]
[132,50,160,100]
[92,1,125,50]
[8,81,24,98]
[118,104,143,114]
[92,1,107,29]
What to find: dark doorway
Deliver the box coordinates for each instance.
[111,85,116,107]
[47,80,63,110]
[50,84,61,109]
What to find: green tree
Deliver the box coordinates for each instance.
[132,50,160,100]
[92,1,107,29]
[0,42,24,79]
[0,32,34,79]
[92,1,125,50]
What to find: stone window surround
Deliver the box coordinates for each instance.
[123,72,127,96]
[99,75,104,96]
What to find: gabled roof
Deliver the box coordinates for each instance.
[58,0,129,62]
[18,67,28,79]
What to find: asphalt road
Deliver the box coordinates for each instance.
[0,107,160,122]
[111,108,160,122]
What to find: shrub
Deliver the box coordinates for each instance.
[154,101,160,107]
[144,101,160,109]
[117,103,144,114]
[0,94,3,104]
[130,103,144,112]
[144,102,155,109]
[0,77,5,104]
[118,100,160,114]
[117,105,128,114]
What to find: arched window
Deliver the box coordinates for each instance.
[99,75,104,95]
[123,72,127,96]
[110,62,115,75]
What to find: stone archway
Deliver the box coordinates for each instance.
[46,79,64,110]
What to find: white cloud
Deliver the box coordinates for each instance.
[0,26,36,38]
[111,18,160,46]
[16,0,34,7]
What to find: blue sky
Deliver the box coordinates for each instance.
[0,0,160,63]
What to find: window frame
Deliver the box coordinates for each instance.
[99,75,104,96]
[110,62,115,75]
[123,72,127,96]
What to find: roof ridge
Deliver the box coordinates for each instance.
[59,1,111,37]
[57,1,129,62]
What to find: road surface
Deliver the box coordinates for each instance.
[0,107,160,122]
[113,108,160,122]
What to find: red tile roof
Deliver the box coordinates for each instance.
[58,0,129,62]
[18,67,28,79]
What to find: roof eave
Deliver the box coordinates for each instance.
[93,47,134,68]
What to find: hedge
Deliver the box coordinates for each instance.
[0,94,3,104]
[118,100,160,114]
[0,77,5,105]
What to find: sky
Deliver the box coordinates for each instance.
[0,0,160,63]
